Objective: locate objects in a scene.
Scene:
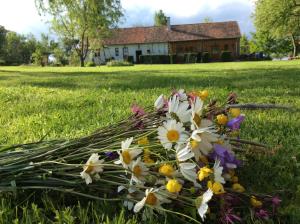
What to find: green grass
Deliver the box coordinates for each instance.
[0,61,299,223]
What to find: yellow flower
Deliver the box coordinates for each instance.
[159,164,174,177]
[199,90,209,100]
[198,166,213,181]
[250,196,263,208]
[232,176,239,183]
[229,108,241,117]
[207,181,225,195]
[216,114,228,125]
[166,179,182,193]
[138,136,149,145]
[232,183,245,192]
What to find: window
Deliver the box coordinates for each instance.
[147,49,151,54]
[115,48,119,57]
[123,47,128,56]
[211,45,220,54]
[224,44,229,51]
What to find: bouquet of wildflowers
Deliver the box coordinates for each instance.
[0,89,281,223]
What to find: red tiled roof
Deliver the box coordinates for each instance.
[104,21,241,45]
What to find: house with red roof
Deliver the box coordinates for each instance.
[94,18,241,64]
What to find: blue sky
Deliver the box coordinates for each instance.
[0,0,255,37]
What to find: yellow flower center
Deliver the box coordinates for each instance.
[166,179,182,193]
[146,193,157,206]
[229,108,241,118]
[133,165,142,177]
[207,181,225,195]
[159,164,174,177]
[193,113,202,127]
[190,140,199,150]
[85,162,94,174]
[121,150,131,164]
[198,166,213,181]
[167,130,180,142]
[199,155,209,164]
[216,114,228,125]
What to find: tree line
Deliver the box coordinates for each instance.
[0,0,299,66]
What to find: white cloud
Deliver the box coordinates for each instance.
[122,0,253,18]
[0,0,49,35]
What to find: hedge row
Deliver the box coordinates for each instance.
[139,52,233,64]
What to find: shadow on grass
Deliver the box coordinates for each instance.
[0,67,299,93]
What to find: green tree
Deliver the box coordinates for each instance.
[0,25,7,63]
[203,17,213,23]
[254,0,300,57]
[154,10,167,26]
[35,0,123,67]
[240,34,250,54]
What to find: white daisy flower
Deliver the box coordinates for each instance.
[174,89,188,101]
[179,162,197,183]
[157,119,188,150]
[191,97,204,130]
[176,144,194,162]
[130,157,149,184]
[167,95,191,123]
[191,127,219,157]
[80,153,104,185]
[154,94,165,110]
[133,188,170,213]
[115,137,142,169]
[213,159,225,184]
[197,189,213,221]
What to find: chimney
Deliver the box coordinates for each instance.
[167,17,171,30]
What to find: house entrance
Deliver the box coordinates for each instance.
[135,50,142,64]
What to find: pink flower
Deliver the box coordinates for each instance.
[131,104,146,117]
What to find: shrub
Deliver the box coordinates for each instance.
[139,55,170,64]
[184,53,198,63]
[0,59,6,66]
[202,52,210,63]
[221,51,232,62]
[123,56,134,64]
[106,60,133,67]
[86,61,96,67]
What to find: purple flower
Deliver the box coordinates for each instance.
[227,115,245,130]
[210,144,241,169]
[256,209,269,220]
[271,196,281,207]
[105,151,118,160]
[131,104,146,117]
[223,209,242,224]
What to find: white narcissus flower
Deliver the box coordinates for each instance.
[197,189,213,221]
[167,95,191,123]
[80,153,104,185]
[133,188,170,213]
[115,137,142,169]
[191,127,219,158]
[176,144,194,162]
[157,119,188,150]
[154,94,165,110]
[130,157,149,184]
[213,159,225,184]
[175,89,188,101]
[179,162,197,183]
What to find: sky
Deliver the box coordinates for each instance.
[0,0,256,37]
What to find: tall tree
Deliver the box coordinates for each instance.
[203,17,213,23]
[35,0,123,67]
[254,0,300,57]
[240,34,250,54]
[0,26,7,63]
[154,10,167,26]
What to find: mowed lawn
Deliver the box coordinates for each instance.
[0,61,299,223]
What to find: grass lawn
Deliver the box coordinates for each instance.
[0,61,299,223]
